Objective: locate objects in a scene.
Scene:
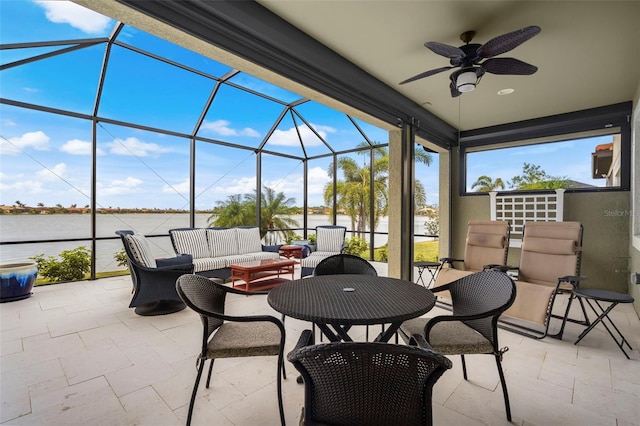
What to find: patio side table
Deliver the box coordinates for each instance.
[414,261,441,288]
[572,288,634,359]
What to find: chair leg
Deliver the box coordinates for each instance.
[205,359,215,388]
[187,358,206,426]
[460,354,468,380]
[495,354,512,422]
[277,343,286,425]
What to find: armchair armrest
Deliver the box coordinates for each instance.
[289,329,314,356]
[485,264,518,273]
[410,334,434,351]
[262,244,282,253]
[156,254,193,269]
[558,275,587,288]
[439,257,463,267]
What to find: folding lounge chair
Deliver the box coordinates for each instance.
[434,220,510,304]
[498,221,589,339]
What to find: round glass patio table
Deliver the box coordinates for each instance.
[268,275,435,343]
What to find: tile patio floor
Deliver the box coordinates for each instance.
[1,263,639,425]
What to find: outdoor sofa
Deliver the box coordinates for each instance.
[169,226,281,281]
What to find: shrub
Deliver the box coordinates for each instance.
[343,236,368,256]
[308,234,317,245]
[30,246,92,283]
[375,245,389,262]
[114,248,129,269]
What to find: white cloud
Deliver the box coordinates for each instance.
[34,0,111,34]
[268,123,335,147]
[207,176,257,195]
[162,178,190,195]
[108,137,171,157]
[23,87,40,93]
[100,176,144,195]
[1,131,50,155]
[36,163,67,182]
[61,139,105,156]
[261,166,329,201]
[201,120,260,138]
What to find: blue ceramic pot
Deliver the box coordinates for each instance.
[0,262,37,302]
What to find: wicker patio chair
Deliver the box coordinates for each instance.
[300,225,347,277]
[400,270,516,422]
[116,230,193,316]
[313,253,379,341]
[288,332,452,426]
[176,274,286,426]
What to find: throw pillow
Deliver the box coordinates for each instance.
[171,229,209,259]
[124,234,157,268]
[207,228,239,257]
[236,227,263,254]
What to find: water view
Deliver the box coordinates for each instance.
[0,214,435,274]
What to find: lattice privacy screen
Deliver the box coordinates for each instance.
[489,189,565,247]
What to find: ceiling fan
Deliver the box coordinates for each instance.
[400,26,541,97]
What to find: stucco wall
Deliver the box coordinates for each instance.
[629,86,640,313]
[450,156,631,294]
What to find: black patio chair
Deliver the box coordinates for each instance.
[287,330,452,426]
[176,274,286,426]
[313,254,379,341]
[399,270,517,422]
[116,230,193,316]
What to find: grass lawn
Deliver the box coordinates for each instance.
[367,240,439,263]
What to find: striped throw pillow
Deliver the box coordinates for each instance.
[317,228,345,252]
[172,229,209,259]
[207,228,239,257]
[236,227,262,254]
[124,234,157,268]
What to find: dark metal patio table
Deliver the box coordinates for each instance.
[268,275,435,343]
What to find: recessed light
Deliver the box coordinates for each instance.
[498,88,515,96]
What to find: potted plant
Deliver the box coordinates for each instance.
[0,262,38,302]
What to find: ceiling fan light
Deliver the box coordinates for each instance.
[456,71,477,92]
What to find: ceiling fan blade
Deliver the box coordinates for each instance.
[478,26,541,58]
[425,41,465,60]
[482,57,538,75]
[399,66,453,85]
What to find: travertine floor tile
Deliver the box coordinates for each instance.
[1,271,639,426]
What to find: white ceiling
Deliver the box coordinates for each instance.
[258,1,640,131]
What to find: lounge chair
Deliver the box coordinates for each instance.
[497,221,589,339]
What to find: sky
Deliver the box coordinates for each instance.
[0,1,612,211]
[0,0,441,210]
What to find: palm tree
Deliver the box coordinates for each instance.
[208,186,299,243]
[471,175,505,192]
[324,144,431,238]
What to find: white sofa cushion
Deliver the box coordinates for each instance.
[317,227,345,252]
[192,257,227,273]
[236,227,263,254]
[207,228,239,257]
[301,252,334,269]
[124,234,157,268]
[171,229,209,259]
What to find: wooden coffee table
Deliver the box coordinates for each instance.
[230,258,297,291]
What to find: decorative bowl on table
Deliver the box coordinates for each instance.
[0,262,38,302]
